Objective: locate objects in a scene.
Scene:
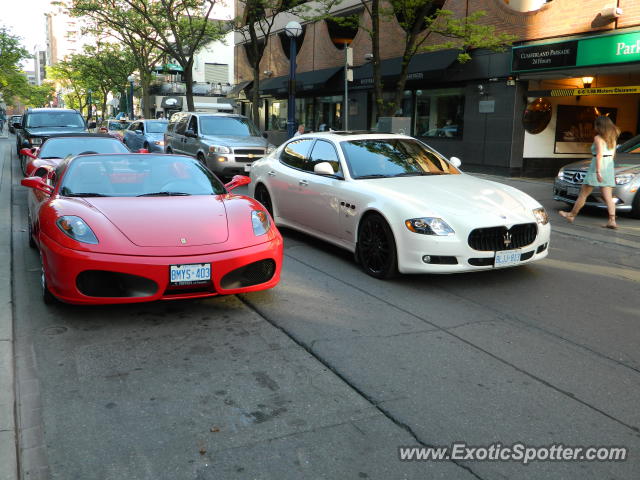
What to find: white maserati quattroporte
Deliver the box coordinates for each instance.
[249,133,550,278]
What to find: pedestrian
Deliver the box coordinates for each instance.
[294,124,305,136]
[559,115,620,229]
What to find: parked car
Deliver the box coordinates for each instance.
[8,115,22,134]
[164,112,274,177]
[96,118,132,139]
[554,133,640,218]
[123,119,168,152]
[15,108,87,175]
[249,132,551,278]
[21,133,130,178]
[21,153,283,304]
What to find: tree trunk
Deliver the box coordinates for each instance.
[371,0,384,125]
[251,64,260,124]
[182,59,195,112]
[139,70,152,119]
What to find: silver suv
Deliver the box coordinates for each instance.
[164,112,274,177]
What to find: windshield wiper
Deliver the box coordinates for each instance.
[354,174,390,179]
[40,156,61,159]
[392,172,431,177]
[137,191,191,197]
[66,192,111,197]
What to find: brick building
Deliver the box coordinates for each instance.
[233,0,640,176]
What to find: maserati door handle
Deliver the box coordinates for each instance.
[267,171,276,177]
[299,180,308,186]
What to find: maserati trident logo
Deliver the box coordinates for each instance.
[503,232,512,247]
[180,238,187,244]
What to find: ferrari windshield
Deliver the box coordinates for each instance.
[39,137,129,158]
[59,154,226,197]
[341,138,460,179]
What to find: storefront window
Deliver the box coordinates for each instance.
[415,88,464,139]
[295,98,315,131]
[267,100,287,131]
[314,96,343,131]
[369,91,412,130]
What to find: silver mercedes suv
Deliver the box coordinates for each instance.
[553,133,640,218]
[164,112,274,177]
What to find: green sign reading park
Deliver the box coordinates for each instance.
[512,30,640,73]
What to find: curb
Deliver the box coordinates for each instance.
[0,139,18,480]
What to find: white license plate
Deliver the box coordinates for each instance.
[494,250,521,268]
[566,185,580,197]
[244,164,251,172]
[170,263,211,285]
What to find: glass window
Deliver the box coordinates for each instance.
[268,100,287,131]
[26,111,85,128]
[39,137,129,158]
[280,139,314,171]
[415,88,464,139]
[295,97,314,133]
[187,116,198,134]
[199,116,260,136]
[146,121,168,134]
[309,140,342,177]
[340,138,460,179]
[315,96,343,131]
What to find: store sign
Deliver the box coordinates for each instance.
[512,30,640,72]
[549,85,640,97]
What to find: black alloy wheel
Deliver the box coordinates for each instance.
[631,192,640,219]
[40,255,56,304]
[254,184,274,219]
[357,213,398,279]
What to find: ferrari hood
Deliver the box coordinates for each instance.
[85,196,229,247]
[360,174,539,225]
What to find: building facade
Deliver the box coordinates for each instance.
[233,0,640,176]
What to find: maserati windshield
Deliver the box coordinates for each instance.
[341,139,460,179]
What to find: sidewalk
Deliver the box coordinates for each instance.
[0,130,18,480]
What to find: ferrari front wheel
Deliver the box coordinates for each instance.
[40,255,56,305]
[357,213,398,279]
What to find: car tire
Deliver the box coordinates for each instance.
[254,184,274,218]
[166,147,173,154]
[631,192,640,219]
[28,215,37,249]
[143,142,149,150]
[196,153,206,165]
[40,256,56,305]
[357,212,398,279]
[19,154,27,176]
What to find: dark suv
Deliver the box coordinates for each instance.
[15,108,87,174]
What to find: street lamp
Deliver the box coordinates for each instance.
[285,21,302,139]
[127,74,136,119]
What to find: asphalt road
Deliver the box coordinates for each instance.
[4,136,640,479]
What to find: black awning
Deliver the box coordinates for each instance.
[226,80,253,98]
[259,67,343,96]
[353,49,459,86]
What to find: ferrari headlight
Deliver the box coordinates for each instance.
[615,174,634,185]
[31,137,43,145]
[533,207,549,225]
[56,216,99,244]
[209,145,231,154]
[405,217,454,236]
[251,210,271,236]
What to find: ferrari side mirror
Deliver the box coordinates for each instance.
[224,175,251,191]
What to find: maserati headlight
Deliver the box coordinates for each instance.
[533,207,549,225]
[56,216,99,244]
[266,144,276,154]
[251,210,271,236]
[615,174,634,185]
[209,145,231,154]
[405,217,454,236]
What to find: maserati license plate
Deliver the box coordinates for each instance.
[170,263,211,285]
[494,250,521,268]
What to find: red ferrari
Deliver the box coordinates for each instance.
[21,133,131,178]
[22,153,283,305]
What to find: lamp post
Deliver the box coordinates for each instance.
[127,74,136,119]
[87,89,92,122]
[285,21,302,139]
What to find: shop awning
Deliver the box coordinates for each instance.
[259,67,342,95]
[226,80,253,98]
[353,49,459,86]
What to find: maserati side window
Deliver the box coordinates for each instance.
[280,139,313,171]
[309,140,343,178]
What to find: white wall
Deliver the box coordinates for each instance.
[193,31,235,84]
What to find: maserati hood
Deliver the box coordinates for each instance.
[86,196,229,247]
[361,174,540,226]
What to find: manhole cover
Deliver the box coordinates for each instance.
[42,326,68,336]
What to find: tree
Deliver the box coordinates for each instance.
[47,59,97,112]
[0,26,31,106]
[22,83,56,108]
[61,0,164,119]
[358,1,516,117]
